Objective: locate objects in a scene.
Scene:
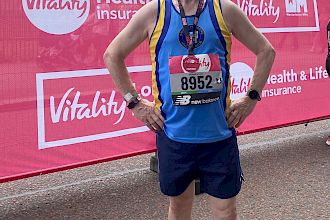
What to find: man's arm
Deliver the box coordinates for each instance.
[221,0,276,128]
[103,1,164,132]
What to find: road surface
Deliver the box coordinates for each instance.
[0,119,329,220]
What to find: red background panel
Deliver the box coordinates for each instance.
[0,0,329,182]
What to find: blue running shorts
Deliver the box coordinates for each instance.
[156,130,243,199]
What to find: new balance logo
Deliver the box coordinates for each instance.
[285,0,308,14]
[174,95,191,106]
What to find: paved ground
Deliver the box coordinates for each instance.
[0,119,329,220]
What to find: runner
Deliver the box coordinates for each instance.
[103,0,275,219]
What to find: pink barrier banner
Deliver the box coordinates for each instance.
[0,0,329,182]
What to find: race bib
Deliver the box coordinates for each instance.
[169,54,223,106]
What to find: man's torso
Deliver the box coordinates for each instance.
[149,0,234,143]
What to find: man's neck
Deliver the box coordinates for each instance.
[173,0,202,16]
[179,0,199,4]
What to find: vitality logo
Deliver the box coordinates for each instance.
[22,0,90,35]
[285,0,308,15]
[230,62,253,100]
[234,0,318,33]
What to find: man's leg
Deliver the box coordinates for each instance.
[168,181,195,220]
[208,195,237,220]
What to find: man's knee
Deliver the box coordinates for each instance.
[209,196,237,219]
[213,204,237,219]
[169,195,194,213]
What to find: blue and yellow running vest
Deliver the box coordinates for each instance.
[149,0,234,143]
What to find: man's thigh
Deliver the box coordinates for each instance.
[198,134,243,199]
[156,130,198,196]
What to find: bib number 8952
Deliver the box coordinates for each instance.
[181,75,213,90]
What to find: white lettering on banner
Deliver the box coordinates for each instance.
[22,0,90,35]
[26,0,88,15]
[262,86,302,97]
[50,88,126,125]
[267,69,298,84]
[233,0,319,33]
[262,65,329,98]
[236,0,280,23]
[96,0,151,20]
[309,66,329,80]
[229,63,329,100]
[285,0,308,15]
[96,0,151,4]
[36,66,153,149]
[96,6,138,20]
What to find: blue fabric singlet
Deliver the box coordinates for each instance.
[149,0,234,143]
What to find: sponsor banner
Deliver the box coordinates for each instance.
[37,66,153,149]
[0,0,329,182]
[22,0,91,35]
[230,61,330,132]
[234,0,320,32]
